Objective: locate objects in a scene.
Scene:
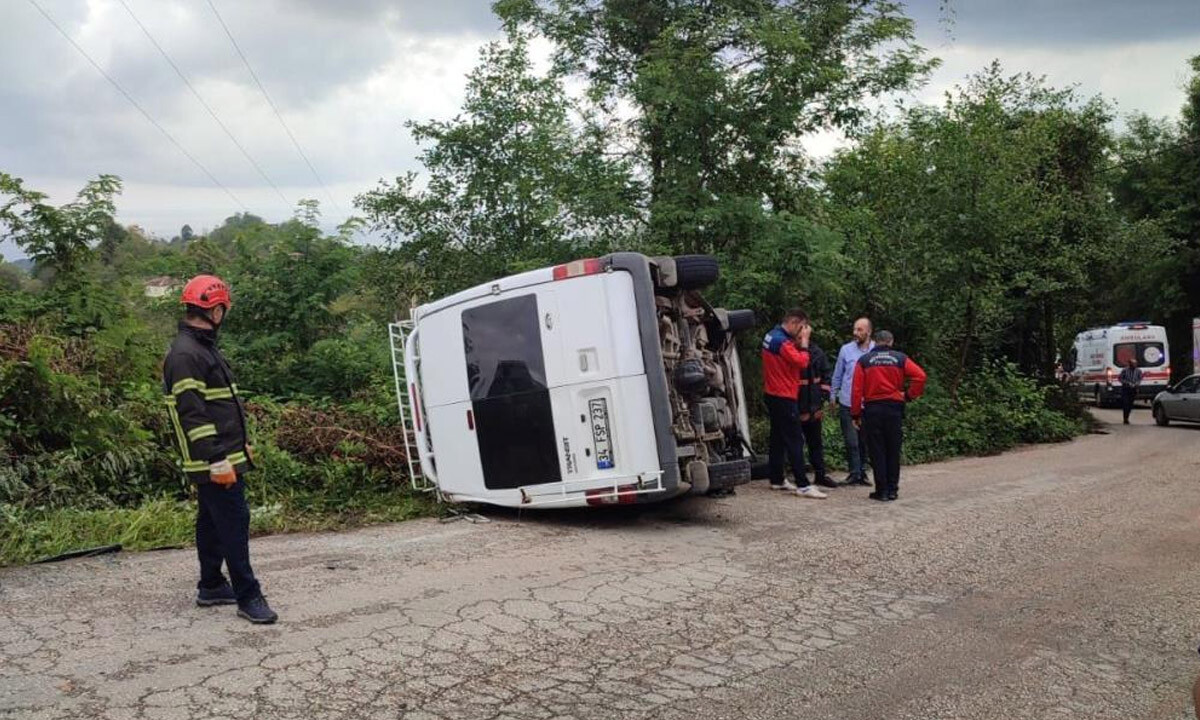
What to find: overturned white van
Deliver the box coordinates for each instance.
[389,253,756,508]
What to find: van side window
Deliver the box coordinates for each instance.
[463,295,548,400]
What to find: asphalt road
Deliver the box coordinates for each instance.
[2,407,1199,720]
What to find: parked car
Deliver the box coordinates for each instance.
[389,253,757,508]
[1153,374,1200,426]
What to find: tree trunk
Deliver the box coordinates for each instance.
[950,291,976,403]
[1041,297,1057,381]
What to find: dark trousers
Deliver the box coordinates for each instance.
[1121,386,1136,422]
[800,417,827,481]
[765,394,808,487]
[196,479,261,604]
[863,402,904,496]
[838,402,869,478]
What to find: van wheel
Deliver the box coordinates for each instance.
[725,309,755,333]
[1154,404,1170,426]
[673,255,720,290]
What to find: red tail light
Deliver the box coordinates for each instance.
[585,484,638,506]
[552,258,603,281]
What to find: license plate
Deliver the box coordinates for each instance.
[588,398,615,469]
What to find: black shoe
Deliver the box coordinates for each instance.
[196,582,237,607]
[237,595,278,624]
[868,491,886,501]
[886,492,898,501]
[846,474,872,487]
[815,476,839,489]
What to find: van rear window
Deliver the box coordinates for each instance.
[462,296,560,490]
[463,295,547,400]
[1114,342,1165,368]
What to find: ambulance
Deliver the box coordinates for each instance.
[1068,322,1171,406]
[388,253,757,508]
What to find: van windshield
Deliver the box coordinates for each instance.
[1114,342,1165,368]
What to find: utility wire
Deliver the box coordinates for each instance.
[1097,136,1200,176]
[26,0,248,212]
[204,0,341,213]
[115,0,290,210]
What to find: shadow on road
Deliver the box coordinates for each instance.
[460,492,736,533]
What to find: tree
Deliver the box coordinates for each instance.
[1108,55,1200,377]
[357,33,641,302]
[0,173,122,278]
[823,65,1119,392]
[495,0,937,254]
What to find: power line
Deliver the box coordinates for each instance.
[115,0,291,210]
[204,0,341,213]
[1097,136,1200,176]
[26,0,248,213]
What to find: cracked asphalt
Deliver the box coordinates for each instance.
[2,407,1200,720]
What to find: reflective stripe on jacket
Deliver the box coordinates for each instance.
[162,322,252,482]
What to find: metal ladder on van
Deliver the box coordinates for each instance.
[388,321,436,493]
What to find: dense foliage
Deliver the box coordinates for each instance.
[5,1,1199,564]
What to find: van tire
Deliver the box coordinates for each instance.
[725,309,755,333]
[673,255,720,290]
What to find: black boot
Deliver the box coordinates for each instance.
[196,582,236,607]
[237,595,279,624]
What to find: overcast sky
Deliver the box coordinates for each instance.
[2,0,1199,254]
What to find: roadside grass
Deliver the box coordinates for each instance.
[0,489,439,567]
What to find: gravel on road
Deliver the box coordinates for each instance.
[2,407,1199,720]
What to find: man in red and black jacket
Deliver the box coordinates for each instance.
[851,330,927,502]
[762,309,826,499]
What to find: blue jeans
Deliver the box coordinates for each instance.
[196,478,261,604]
[838,403,869,478]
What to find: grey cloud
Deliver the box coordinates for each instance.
[906,0,1200,48]
[289,0,498,35]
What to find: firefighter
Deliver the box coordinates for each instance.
[850,330,927,502]
[163,275,277,624]
[762,309,826,499]
[798,339,838,489]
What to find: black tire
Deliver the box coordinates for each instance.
[1154,404,1170,426]
[725,309,755,333]
[674,255,720,290]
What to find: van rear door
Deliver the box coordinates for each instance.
[418,271,660,501]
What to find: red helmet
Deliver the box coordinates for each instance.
[181,275,232,309]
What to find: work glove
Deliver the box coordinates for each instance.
[209,459,237,487]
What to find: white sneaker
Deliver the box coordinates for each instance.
[770,479,800,491]
[795,485,828,499]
